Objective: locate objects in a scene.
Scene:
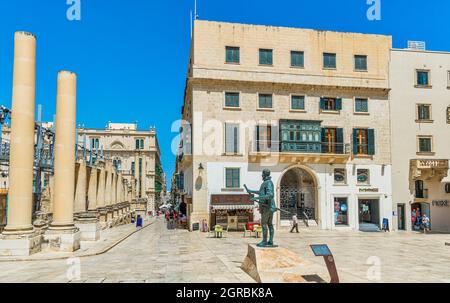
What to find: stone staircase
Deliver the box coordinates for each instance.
[359,223,381,232]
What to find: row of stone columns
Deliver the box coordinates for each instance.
[0,31,134,256]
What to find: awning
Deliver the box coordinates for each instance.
[211,204,255,210]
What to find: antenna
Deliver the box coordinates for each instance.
[190,10,193,39]
[194,0,198,20]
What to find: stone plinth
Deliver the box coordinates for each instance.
[0,233,42,257]
[44,228,81,252]
[241,244,326,283]
[75,212,101,241]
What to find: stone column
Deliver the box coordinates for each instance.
[74,160,87,215]
[45,71,80,252]
[75,164,101,241]
[105,165,113,226]
[0,32,41,257]
[96,163,107,227]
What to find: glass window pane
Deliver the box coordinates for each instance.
[225,92,240,107]
[355,98,368,112]
[226,47,240,63]
[259,49,273,65]
[291,95,305,110]
[259,94,272,108]
[291,51,304,67]
[324,53,336,69]
[355,55,367,71]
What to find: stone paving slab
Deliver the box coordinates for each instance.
[0,218,449,283]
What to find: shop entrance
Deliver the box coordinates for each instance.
[411,202,430,232]
[280,167,317,223]
[397,204,406,231]
[358,199,380,231]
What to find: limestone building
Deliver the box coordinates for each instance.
[77,123,165,216]
[174,20,393,232]
[390,46,450,233]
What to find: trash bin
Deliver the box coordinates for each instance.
[136,215,143,228]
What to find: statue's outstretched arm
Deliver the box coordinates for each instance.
[244,184,259,195]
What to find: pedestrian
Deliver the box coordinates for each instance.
[422,213,431,234]
[290,214,299,233]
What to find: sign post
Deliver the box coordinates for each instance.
[310,244,339,283]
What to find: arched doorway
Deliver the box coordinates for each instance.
[279,167,318,223]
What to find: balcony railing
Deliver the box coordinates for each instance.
[253,140,350,155]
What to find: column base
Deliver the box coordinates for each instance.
[44,226,81,252]
[0,231,42,257]
[75,212,101,242]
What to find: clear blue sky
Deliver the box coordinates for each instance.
[1,0,449,189]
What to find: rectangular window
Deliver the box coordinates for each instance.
[259,49,273,65]
[322,128,344,154]
[225,46,240,63]
[447,71,450,88]
[354,55,368,71]
[135,139,144,150]
[357,169,370,185]
[91,138,100,149]
[334,197,349,226]
[353,128,375,156]
[418,136,432,153]
[291,51,304,68]
[320,97,342,111]
[447,107,450,124]
[355,98,369,113]
[131,161,135,176]
[323,53,336,69]
[259,94,273,109]
[225,168,240,189]
[225,123,240,154]
[291,95,305,110]
[416,70,430,86]
[139,158,143,178]
[417,104,431,121]
[225,92,240,108]
[256,125,278,152]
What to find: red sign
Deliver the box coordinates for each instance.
[211,194,253,205]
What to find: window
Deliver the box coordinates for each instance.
[135,138,144,150]
[416,70,430,86]
[90,138,100,149]
[256,125,278,152]
[415,180,425,199]
[291,95,305,110]
[355,98,369,113]
[225,46,240,63]
[291,51,304,68]
[225,168,240,189]
[447,106,450,124]
[131,161,135,176]
[225,123,240,154]
[447,71,450,88]
[354,55,368,71]
[334,169,347,185]
[320,97,342,111]
[323,53,336,69]
[353,128,375,156]
[138,158,143,177]
[259,49,273,65]
[357,169,370,185]
[322,128,344,154]
[418,136,432,153]
[417,104,431,121]
[225,92,240,108]
[334,198,349,226]
[259,94,273,109]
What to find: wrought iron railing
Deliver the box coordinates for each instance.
[253,140,350,155]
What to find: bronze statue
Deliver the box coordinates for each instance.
[244,169,278,248]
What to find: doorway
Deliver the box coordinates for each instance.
[397,204,406,231]
[358,199,380,231]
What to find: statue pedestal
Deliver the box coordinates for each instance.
[241,244,326,283]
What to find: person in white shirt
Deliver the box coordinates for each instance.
[290,214,299,233]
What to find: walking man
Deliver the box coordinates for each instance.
[290,214,299,233]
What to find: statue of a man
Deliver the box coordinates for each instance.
[244,169,277,248]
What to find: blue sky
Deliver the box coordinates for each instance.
[0,0,449,189]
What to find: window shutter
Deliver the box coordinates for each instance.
[352,129,358,155]
[336,128,344,154]
[320,98,326,110]
[256,125,260,152]
[368,129,375,155]
[321,128,326,153]
[234,126,239,153]
[336,98,342,111]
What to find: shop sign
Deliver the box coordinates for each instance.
[211,194,252,205]
[432,200,449,207]
[359,188,379,193]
